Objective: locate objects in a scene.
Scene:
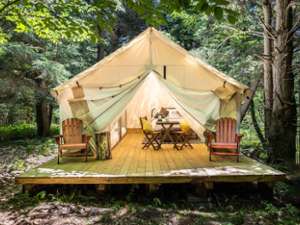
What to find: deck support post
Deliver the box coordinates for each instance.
[96,184,107,193]
[147,184,160,192]
[22,184,34,194]
[193,182,214,197]
[204,182,214,190]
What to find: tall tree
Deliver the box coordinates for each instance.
[261,0,298,162]
[262,0,273,148]
[269,0,297,162]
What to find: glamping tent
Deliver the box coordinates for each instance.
[52,27,249,158]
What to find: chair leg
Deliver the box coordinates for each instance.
[142,143,148,149]
[209,148,212,161]
[151,138,159,150]
[153,134,161,150]
[85,147,88,162]
[180,135,190,150]
[57,148,60,164]
[184,136,193,149]
[143,138,151,149]
[173,133,180,150]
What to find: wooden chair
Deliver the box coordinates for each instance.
[205,118,243,162]
[173,120,193,150]
[139,116,161,150]
[55,118,91,164]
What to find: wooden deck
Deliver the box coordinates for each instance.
[16,132,285,185]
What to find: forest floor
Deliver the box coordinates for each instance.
[0,139,300,225]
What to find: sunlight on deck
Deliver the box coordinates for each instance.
[16,133,285,184]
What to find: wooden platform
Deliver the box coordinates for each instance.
[16,132,285,185]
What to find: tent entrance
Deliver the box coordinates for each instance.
[105,71,215,153]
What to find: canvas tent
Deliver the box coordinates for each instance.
[52,27,249,156]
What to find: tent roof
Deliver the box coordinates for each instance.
[53,27,248,95]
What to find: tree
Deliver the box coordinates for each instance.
[259,0,299,163]
[262,0,273,148]
[0,0,119,136]
[268,0,297,162]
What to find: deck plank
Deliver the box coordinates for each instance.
[16,132,286,185]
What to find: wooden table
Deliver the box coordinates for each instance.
[156,120,180,146]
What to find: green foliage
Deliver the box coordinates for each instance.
[152,197,162,207]
[164,11,202,50]
[2,0,118,43]
[3,192,39,209]
[0,124,59,141]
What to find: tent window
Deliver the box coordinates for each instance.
[163,65,167,79]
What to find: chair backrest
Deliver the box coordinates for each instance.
[62,118,83,144]
[139,116,153,133]
[180,120,191,134]
[215,117,236,143]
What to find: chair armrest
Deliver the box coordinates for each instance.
[235,133,244,143]
[82,134,92,143]
[55,135,63,145]
[204,130,215,145]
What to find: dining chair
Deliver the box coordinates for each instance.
[173,120,193,150]
[139,116,161,150]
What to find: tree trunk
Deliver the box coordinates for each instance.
[262,0,273,143]
[269,0,297,162]
[96,43,105,61]
[36,100,52,137]
[240,75,262,122]
[250,100,267,150]
[96,25,105,61]
[35,79,52,137]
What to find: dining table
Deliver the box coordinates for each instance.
[156,119,180,145]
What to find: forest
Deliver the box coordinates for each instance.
[0,0,299,224]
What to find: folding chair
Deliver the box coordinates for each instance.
[139,117,161,150]
[173,120,193,150]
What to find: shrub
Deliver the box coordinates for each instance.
[0,123,59,141]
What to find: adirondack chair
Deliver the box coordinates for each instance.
[139,116,161,150]
[55,118,91,164]
[205,118,243,162]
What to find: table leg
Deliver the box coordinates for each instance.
[161,124,175,144]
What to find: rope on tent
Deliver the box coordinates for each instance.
[69,78,145,103]
[98,74,144,90]
[84,74,147,128]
